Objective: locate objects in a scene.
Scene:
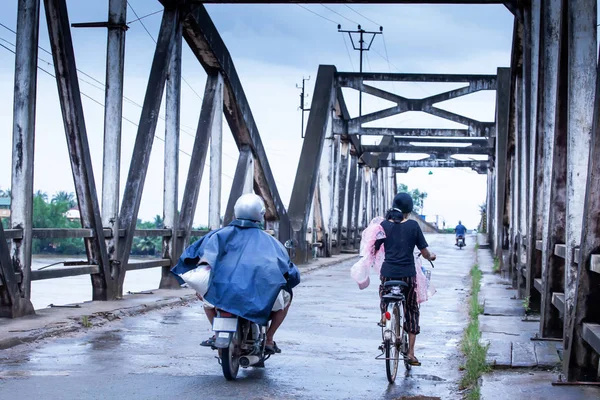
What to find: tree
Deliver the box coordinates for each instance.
[396,184,428,214]
[52,191,76,208]
[0,188,10,198]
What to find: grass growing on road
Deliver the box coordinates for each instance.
[460,264,489,400]
[492,257,500,274]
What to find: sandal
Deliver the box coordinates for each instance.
[406,356,421,366]
[200,335,216,347]
[265,341,281,354]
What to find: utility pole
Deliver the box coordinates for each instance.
[296,76,310,139]
[338,24,383,119]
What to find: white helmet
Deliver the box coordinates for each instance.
[234,193,266,222]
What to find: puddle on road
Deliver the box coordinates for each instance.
[0,369,71,378]
[410,374,446,382]
[392,397,441,400]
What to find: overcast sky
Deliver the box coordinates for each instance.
[0,1,515,229]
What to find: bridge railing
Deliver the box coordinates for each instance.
[0,228,208,284]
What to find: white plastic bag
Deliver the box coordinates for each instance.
[180,265,211,297]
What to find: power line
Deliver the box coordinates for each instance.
[341,33,355,71]
[296,4,338,25]
[343,4,381,27]
[0,37,234,180]
[126,1,203,101]
[320,4,359,26]
[127,9,162,25]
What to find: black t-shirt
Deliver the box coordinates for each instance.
[376,220,429,278]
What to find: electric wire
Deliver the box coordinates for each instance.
[320,4,359,26]
[341,33,355,72]
[295,4,338,25]
[0,37,235,180]
[126,1,203,102]
[343,4,380,27]
[127,9,162,25]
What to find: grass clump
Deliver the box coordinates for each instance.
[492,257,500,274]
[460,264,490,399]
[81,315,92,328]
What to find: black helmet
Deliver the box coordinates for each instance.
[393,192,413,214]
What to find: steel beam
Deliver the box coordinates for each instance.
[337,72,497,84]
[494,68,511,259]
[288,65,336,263]
[538,0,567,339]
[362,144,490,155]
[179,72,224,245]
[336,141,350,252]
[117,8,179,297]
[209,73,224,231]
[101,0,127,275]
[0,220,34,317]
[160,20,182,290]
[569,39,600,382]
[223,146,254,226]
[336,127,473,137]
[193,1,513,3]
[345,155,357,249]
[385,159,489,169]
[45,0,113,300]
[171,2,290,241]
[8,0,39,314]
[525,0,543,304]
[563,0,598,381]
[352,165,363,248]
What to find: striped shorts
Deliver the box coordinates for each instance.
[379,276,420,335]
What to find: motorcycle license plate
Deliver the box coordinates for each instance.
[212,317,238,332]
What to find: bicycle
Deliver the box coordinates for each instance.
[376,256,435,383]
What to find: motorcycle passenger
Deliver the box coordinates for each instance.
[455,220,467,246]
[172,193,300,355]
[374,192,437,366]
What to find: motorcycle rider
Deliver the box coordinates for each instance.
[172,193,300,355]
[455,220,467,246]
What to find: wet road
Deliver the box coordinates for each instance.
[0,234,474,399]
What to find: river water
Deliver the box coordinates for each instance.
[30,255,168,310]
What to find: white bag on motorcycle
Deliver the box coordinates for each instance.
[179,265,211,296]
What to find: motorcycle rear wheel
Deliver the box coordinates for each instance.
[221,326,241,380]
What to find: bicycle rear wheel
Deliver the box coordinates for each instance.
[385,304,401,383]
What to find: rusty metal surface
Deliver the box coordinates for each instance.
[9,0,40,308]
[44,0,112,300]
[223,146,254,226]
[538,0,567,340]
[160,19,182,291]
[178,72,223,247]
[174,3,289,239]
[117,8,179,298]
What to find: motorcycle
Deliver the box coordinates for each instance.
[212,310,269,380]
[456,235,465,250]
[210,239,296,380]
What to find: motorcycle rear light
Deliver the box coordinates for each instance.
[385,311,391,320]
[219,311,233,317]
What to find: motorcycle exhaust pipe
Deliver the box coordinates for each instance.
[239,355,261,367]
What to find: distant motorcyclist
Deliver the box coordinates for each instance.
[455,220,467,246]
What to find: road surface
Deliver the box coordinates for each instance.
[0,234,474,399]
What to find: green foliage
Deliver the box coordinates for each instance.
[523,296,530,314]
[492,257,500,274]
[81,315,92,328]
[32,191,84,254]
[459,264,490,399]
[397,183,428,214]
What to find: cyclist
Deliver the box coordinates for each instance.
[374,192,436,366]
[455,220,467,246]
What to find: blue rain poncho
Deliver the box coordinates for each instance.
[171,219,300,325]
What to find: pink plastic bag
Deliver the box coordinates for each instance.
[414,254,436,303]
[351,217,386,289]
